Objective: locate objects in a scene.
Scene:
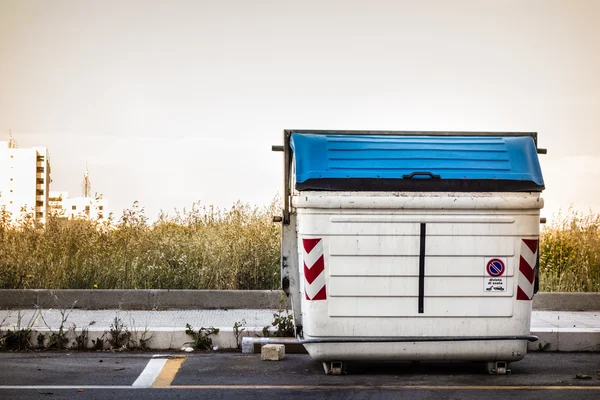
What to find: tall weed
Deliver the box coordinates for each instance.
[0,198,281,290]
[539,208,600,292]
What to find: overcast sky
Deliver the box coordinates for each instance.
[1,0,599,222]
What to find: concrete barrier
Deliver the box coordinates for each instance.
[0,289,289,310]
[0,290,38,309]
[0,290,598,311]
[532,292,600,311]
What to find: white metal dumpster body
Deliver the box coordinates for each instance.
[276,130,545,366]
[296,191,541,362]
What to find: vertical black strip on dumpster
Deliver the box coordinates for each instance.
[418,223,426,314]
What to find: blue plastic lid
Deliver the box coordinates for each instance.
[290,133,544,191]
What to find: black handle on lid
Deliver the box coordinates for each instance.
[402,171,441,179]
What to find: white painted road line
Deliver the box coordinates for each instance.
[132,358,168,388]
[0,385,598,391]
[0,386,136,390]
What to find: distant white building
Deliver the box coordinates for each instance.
[2,132,109,224]
[49,191,108,221]
[49,165,108,222]
[0,132,51,223]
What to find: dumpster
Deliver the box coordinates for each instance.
[273,130,546,375]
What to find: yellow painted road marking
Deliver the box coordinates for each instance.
[164,385,600,390]
[151,356,187,388]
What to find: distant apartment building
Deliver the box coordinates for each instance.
[48,190,68,216]
[49,190,108,221]
[0,134,51,223]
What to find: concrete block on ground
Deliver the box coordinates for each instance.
[261,344,286,361]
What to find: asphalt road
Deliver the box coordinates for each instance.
[0,352,598,399]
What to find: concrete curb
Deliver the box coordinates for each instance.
[23,326,275,351]
[1,290,598,311]
[0,289,289,310]
[528,329,600,352]
[11,327,600,352]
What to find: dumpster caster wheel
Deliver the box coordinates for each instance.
[323,361,346,375]
[486,361,511,375]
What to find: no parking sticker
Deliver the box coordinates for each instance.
[484,257,507,292]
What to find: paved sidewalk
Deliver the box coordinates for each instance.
[0,309,276,331]
[533,311,600,330]
[1,309,598,351]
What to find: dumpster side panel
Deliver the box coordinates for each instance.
[281,213,302,327]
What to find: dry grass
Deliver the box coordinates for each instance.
[539,208,600,292]
[1,201,598,292]
[0,199,281,290]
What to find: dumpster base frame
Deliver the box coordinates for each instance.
[302,338,533,362]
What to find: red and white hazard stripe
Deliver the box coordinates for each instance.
[517,239,538,301]
[302,238,327,300]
